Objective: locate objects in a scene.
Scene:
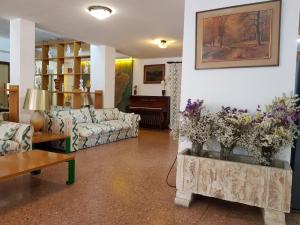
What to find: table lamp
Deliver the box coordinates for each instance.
[23,88,50,134]
[81,94,93,107]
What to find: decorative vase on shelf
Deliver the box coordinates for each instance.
[162,90,166,96]
[260,146,275,166]
[35,77,42,89]
[66,45,71,57]
[191,142,203,156]
[84,63,89,74]
[80,78,84,91]
[220,144,234,160]
[78,48,82,56]
[48,50,52,59]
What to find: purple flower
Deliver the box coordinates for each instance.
[183,99,204,119]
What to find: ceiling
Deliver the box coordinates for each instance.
[0,17,67,42]
[0,0,184,58]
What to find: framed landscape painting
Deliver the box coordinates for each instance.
[144,64,165,84]
[195,0,281,69]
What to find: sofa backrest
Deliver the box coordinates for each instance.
[70,108,93,124]
[48,107,71,119]
[90,108,120,123]
[48,107,93,124]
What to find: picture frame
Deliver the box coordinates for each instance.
[195,0,281,69]
[144,64,165,84]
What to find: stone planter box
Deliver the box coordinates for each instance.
[175,149,292,225]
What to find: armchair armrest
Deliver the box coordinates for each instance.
[118,112,141,137]
[44,114,70,135]
[44,114,79,152]
[12,123,34,152]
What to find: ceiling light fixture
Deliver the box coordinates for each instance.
[158,40,167,49]
[87,5,112,20]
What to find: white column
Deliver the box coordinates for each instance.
[91,45,115,108]
[10,18,35,122]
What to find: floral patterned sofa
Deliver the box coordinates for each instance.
[44,107,141,152]
[0,121,33,156]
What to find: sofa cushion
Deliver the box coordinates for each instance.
[0,121,19,141]
[71,108,92,124]
[90,108,120,123]
[77,120,131,138]
[77,123,111,137]
[0,140,20,156]
[100,120,131,132]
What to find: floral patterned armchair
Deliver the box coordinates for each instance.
[0,121,33,156]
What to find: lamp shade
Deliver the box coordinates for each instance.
[81,94,93,107]
[23,88,50,111]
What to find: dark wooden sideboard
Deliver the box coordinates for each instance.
[126,96,170,129]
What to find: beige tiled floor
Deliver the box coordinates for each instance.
[0,129,299,225]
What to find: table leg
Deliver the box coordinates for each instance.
[65,137,71,154]
[66,159,75,185]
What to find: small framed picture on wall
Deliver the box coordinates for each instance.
[144,64,165,84]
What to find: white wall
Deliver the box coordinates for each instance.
[133,57,181,96]
[180,0,300,162]
[0,37,10,62]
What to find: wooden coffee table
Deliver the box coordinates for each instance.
[32,133,71,153]
[0,150,75,185]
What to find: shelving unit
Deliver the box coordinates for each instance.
[35,40,91,107]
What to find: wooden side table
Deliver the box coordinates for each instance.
[32,133,71,154]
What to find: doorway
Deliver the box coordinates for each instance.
[0,62,9,111]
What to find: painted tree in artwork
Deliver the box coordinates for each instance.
[255,11,262,45]
[203,18,218,47]
[202,9,272,61]
[216,15,229,48]
[240,10,271,46]
[203,15,228,48]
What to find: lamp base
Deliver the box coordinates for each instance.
[30,111,45,133]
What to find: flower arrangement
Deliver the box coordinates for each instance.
[213,107,252,159]
[173,94,299,166]
[173,99,213,156]
[238,94,300,165]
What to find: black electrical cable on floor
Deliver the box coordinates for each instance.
[166,156,177,188]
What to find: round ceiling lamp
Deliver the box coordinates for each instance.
[158,40,167,49]
[87,6,113,20]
